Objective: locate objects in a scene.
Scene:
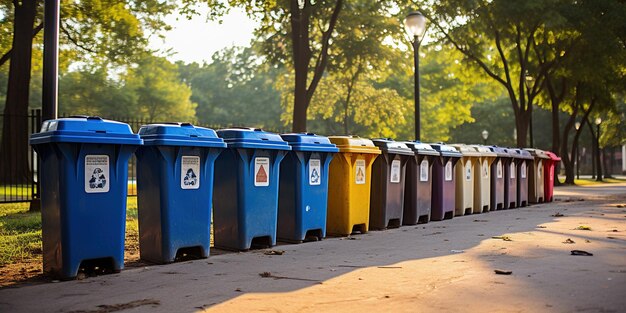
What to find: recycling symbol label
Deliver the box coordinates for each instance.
[445,161,453,181]
[497,160,503,179]
[85,155,109,193]
[254,157,270,187]
[181,156,200,189]
[309,159,321,186]
[521,163,527,178]
[482,160,489,178]
[390,160,401,183]
[465,160,472,181]
[420,160,429,182]
[538,162,543,178]
[510,163,516,179]
[355,159,366,185]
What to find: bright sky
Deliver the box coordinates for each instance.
[148,7,258,64]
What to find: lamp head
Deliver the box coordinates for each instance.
[404,11,427,39]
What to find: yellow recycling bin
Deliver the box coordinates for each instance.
[470,145,497,213]
[451,144,481,216]
[327,136,381,236]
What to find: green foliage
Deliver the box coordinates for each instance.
[178,46,283,129]
[59,55,196,121]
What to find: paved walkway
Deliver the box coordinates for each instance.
[1,184,625,312]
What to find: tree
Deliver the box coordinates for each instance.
[177,46,284,130]
[0,0,181,183]
[424,0,566,147]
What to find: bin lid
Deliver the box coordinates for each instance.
[429,143,462,158]
[524,148,550,159]
[280,133,339,153]
[511,149,534,160]
[468,145,497,158]
[328,136,382,154]
[138,123,226,148]
[371,138,414,156]
[450,144,481,157]
[403,141,440,156]
[216,127,291,151]
[30,116,142,146]
[488,146,510,158]
[544,150,562,161]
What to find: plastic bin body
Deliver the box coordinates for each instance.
[504,149,518,209]
[278,133,338,242]
[29,117,141,279]
[526,149,550,203]
[451,144,481,216]
[469,145,496,213]
[512,149,533,207]
[135,124,226,263]
[489,147,509,210]
[213,128,291,250]
[429,143,462,221]
[369,139,413,230]
[403,142,439,224]
[327,136,381,236]
[543,151,562,202]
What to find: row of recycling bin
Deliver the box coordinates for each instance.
[30,117,561,279]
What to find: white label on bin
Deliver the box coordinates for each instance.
[465,160,472,181]
[390,160,401,183]
[309,159,321,186]
[181,156,200,189]
[85,155,110,193]
[445,161,453,181]
[420,160,429,182]
[497,160,503,179]
[521,163,527,178]
[254,157,270,187]
[538,162,543,179]
[510,163,516,179]
[482,160,489,178]
[355,159,366,184]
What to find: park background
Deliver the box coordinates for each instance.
[0,0,625,285]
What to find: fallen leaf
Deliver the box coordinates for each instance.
[607,236,618,240]
[575,225,592,231]
[551,212,564,217]
[264,250,285,256]
[492,236,512,241]
[537,226,547,229]
[473,219,489,222]
[563,238,575,244]
[494,269,512,275]
[571,250,593,256]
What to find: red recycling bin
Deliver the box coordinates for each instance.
[543,151,561,202]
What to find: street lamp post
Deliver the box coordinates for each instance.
[524,72,534,147]
[595,117,602,181]
[575,121,581,180]
[482,130,489,145]
[404,11,427,141]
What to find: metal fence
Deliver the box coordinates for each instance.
[0,109,42,203]
[0,111,288,203]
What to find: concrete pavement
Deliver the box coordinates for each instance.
[1,183,625,312]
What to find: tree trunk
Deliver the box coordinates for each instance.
[290,0,311,133]
[0,0,38,184]
[515,110,530,148]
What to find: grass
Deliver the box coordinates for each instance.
[558,177,626,185]
[0,198,140,267]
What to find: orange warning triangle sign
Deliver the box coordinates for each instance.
[256,164,268,183]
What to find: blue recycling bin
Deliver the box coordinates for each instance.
[135,123,226,263]
[213,128,291,250]
[277,133,338,243]
[29,116,142,279]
